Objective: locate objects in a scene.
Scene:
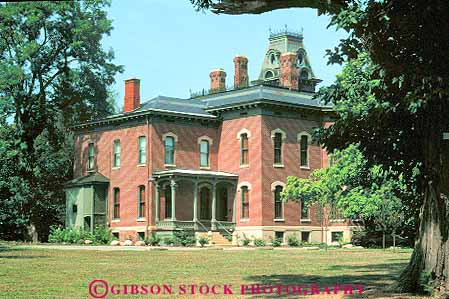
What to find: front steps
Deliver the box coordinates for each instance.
[195,232,233,247]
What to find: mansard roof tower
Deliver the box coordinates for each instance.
[254,26,322,92]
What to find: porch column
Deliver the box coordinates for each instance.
[231,185,236,223]
[155,183,160,222]
[170,180,177,221]
[193,181,198,230]
[211,182,217,230]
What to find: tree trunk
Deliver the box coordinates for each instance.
[393,233,396,251]
[398,110,449,294]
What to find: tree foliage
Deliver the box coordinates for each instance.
[191,0,449,293]
[0,1,122,241]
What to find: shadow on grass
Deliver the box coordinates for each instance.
[0,245,47,259]
[243,261,409,298]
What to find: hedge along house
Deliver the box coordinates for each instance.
[66,28,358,244]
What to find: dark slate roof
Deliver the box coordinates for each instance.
[202,85,332,111]
[65,172,109,187]
[135,96,213,118]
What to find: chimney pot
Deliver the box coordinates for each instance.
[233,55,249,89]
[209,69,226,93]
[124,78,140,112]
[279,53,299,90]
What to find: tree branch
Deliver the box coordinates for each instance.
[210,0,346,15]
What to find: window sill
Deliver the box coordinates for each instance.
[112,167,120,170]
[330,219,346,223]
[136,218,146,222]
[164,164,176,168]
[137,164,146,167]
[200,166,211,170]
[300,219,311,223]
[300,166,310,170]
[273,164,284,168]
[240,218,250,222]
[87,169,95,173]
[274,218,285,222]
[240,164,249,169]
[111,219,120,223]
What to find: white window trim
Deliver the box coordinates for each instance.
[297,131,312,169]
[162,132,177,167]
[236,128,251,140]
[237,129,251,167]
[237,182,252,191]
[271,129,286,166]
[198,136,212,168]
[137,136,147,166]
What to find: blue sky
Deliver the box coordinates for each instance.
[103,0,347,106]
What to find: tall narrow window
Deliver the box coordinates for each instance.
[241,186,249,219]
[240,133,249,165]
[199,140,210,167]
[301,199,310,219]
[274,133,282,164]
[113,188,120,220]
[87,143,95,170]
[164,136,175,165]
[138,185,146,218]
[274,185,283,219]
[300,135,308,167]
[164,187,172,219]
[138,136,146,165]
[113,140,120,167]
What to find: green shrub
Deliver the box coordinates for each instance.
[224,234,233,242]
[48,226,111,245]
[197,236,209,247]
[174,231,196,247]
[287,235,301,247]
[254,238,266,247]
[92,225,111,245]
[272,237,282,247]
[145,235,161,246]
[241,234,250,246]
[163,236,176,246]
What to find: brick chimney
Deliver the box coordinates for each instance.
[209,69,226,93]
[279,53,299,90]
[233,55,249,89]
[124,78,140,112]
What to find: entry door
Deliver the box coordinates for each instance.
[200,187,211,220]
[219,187,228,221]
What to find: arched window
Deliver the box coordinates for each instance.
[87,143,95,171]
[298,132,311,168]
[137,185,146,218]
[240,133,249,165]
[270,53,276,64]
[265,70,274,79]
[138,136,146,165]
[274,185,283,220]
[113,188,120,220]
[274,133,282,164]
[241,186,249,219]
[164,186,172,219]
[199,140,210,167]
[113,140,120,167]
[300,70,309,80]
[164,136,175,165]
[297,52,304,65]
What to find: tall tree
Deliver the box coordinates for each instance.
[191,0,449,294]
[0,1,122,240]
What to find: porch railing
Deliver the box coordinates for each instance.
[156,219,235,232]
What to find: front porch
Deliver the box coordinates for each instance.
[151,169,238,234]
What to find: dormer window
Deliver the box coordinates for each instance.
[270,53,276,64]
[300,70,309,80]
[265,71,274,79]
[297,53,304,65]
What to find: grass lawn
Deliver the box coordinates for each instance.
[0,245,421,299]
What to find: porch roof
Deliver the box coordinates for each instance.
[151,169,238,180]
[65,172,109,187]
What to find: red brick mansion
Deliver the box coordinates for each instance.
[65,29,357,245]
